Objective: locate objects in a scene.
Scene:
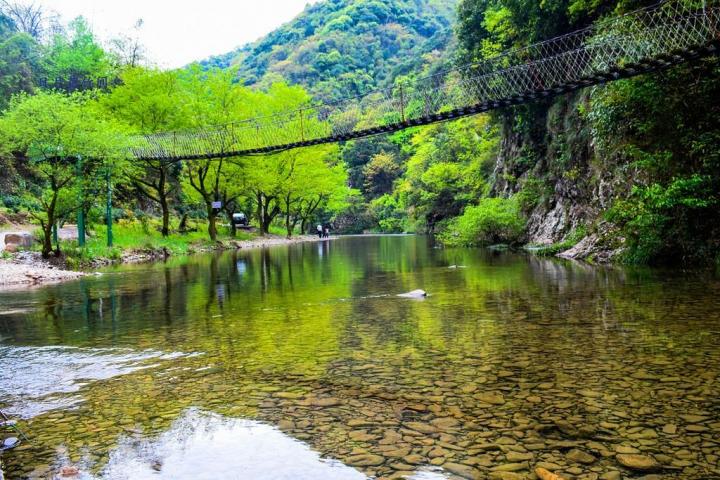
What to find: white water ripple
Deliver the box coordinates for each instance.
[0,345,198,418]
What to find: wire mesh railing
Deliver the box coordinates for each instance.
[131,0,720,161]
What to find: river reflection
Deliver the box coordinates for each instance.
[0,235,719,479]
[82,409,367,480]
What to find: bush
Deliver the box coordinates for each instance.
[606,174,719,264]
[1,194,34,213]
[370,194,406,233]
[439,197,526,247]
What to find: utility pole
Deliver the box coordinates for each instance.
[106,167,113,247]
[76,155,85,247]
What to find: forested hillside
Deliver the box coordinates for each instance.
[204,0,719,265]
[202,0,457,100]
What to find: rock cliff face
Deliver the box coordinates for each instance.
[490,90,625,261]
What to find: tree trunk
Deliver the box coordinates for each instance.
[41,221,53,259]
[160,197,170,237]
[207,204,218,241]
[41,194,58,259]
[285,196,292,238]
[262,203,279,235]
[225,208,237,237]
[256,192,266,235]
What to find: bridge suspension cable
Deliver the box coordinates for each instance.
[131,0,720,162]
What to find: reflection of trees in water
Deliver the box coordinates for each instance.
[1,237,717,374]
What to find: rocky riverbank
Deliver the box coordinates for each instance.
[0,256,85,289]
[0,235,332,290]
[80,234,333,267]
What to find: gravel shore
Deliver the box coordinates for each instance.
[0,259,85,289]
[0,235,332,290]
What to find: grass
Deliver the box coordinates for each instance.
[57,220,255,268]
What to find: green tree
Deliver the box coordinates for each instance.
[0,91,129,257]
[44,17,114,81]
[237,82,336,235]
[398,117,496,232]
[178,67,255,240]
[277,145,350,237]
[439,197,526,246]
[102,68,188,236]
[362,151,402,198]
[0,5,41,109]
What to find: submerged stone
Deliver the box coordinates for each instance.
[475,392,505,405]
[566,449,596,464]
[308,397,341,407]
[345,454,385,467]
[444,462,481,479]
[404,421,437,434]
[616,454,660,471]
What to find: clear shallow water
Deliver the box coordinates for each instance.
[0,346,195,419]
[0,235,719,479]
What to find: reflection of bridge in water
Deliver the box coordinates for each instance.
[131,1,720,162]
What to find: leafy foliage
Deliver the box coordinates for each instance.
[43,17,115,81]
[455,0,720,264]
[587,60,720,264]
[0,91,130,257]
[438,197,525,246]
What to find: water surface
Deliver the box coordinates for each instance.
[1,236,718,479]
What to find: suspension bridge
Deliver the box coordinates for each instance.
[131,0,720,162]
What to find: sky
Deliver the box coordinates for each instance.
[35,0,320,68]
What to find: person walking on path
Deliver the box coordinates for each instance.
[316,224,323,238]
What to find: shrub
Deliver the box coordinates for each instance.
[439,197,526,247]
[369,194,406,233]
[606,174,719,264]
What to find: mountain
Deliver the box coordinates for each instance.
[200,0,458,101]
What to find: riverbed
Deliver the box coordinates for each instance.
[0,235,718,479]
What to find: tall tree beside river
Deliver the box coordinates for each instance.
[0,91,130,257]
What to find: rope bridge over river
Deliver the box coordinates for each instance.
[132,0,720,162]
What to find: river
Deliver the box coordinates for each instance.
[0,235,718,479]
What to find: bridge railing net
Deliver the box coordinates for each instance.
[131,0,719,160]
